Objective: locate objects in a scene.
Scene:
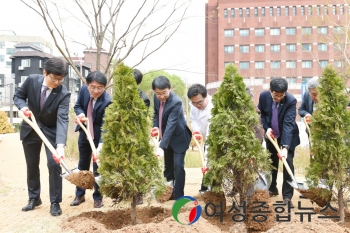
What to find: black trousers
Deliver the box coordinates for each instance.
[163,146,186,199]
[22,130,62,203]
[266,139,295,199]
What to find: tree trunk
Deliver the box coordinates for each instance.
[338,187,344,224]
[131,195,137,225]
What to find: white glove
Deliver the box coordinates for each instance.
[156,148,164,158]
[281,148,288,159]
[53,145,65,164]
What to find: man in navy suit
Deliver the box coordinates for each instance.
[258,78,300,206]
[298,77,319,124]
[152,76,192,199]
[70,71,111,208]
[14,57,70,216]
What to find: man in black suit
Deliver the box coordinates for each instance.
[70,71,111,208]
[134,69,150,108]
[258,78,300,206]
[298,77,319,124]
[13,57,70,216]
[152,76,192,199]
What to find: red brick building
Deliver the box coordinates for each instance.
[205,0,349,106]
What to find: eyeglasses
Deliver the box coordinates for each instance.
[271,92,285,100]
[48,74,64,83]
[191,99,205,106]
[155,90,170,97]
[88,85,105,92]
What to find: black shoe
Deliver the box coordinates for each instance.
[22,198,42,212]
[94,200,104,208]
[268,187,279,197]
[50,203,62,216]
[70,196,85,206]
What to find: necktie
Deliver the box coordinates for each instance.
[87,97,94,140]
[40,86,49,110]
[158,101,165,139]
[272,102,280,138]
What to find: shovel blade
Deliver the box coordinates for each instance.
[60,168,80,179]
[287,179,306,190]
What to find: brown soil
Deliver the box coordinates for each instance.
[66,170,95,189]
[297,188,332,207]
[201,190,227,212]
[156,185,174,203]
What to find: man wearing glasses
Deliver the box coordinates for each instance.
[187,84,213,193]
[14,57,70,216]
[258,77,300,206]
[71,71,111,208]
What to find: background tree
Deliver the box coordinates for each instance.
[0,112,14,134]
[98,63,165,225]
[204,64,271,204]
[307,65,350,223]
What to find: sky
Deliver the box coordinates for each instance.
[0,0,207,85]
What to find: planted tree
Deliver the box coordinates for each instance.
[307,65,350,223]
[204,64,272,205]
[98,63,165,225]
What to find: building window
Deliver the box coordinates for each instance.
[285,6,289,16]
[318,43,328,51]
[239,8,243,17]
[308,6,312,15]
[340,5,344,14]
[255,61,265,69]
[270,7,273,16]
[277,7,281,16]
[301,6,305,15]
[224,46,234,53]
[332,5,336,14]
[240,45,250,53]
[224,62,234,68]
[302,77,312,84]
[324,5,328,15]
[254,8,258,17]
[262,7,265,16]
[302,60,313,68]
[21,59,31,67]
[270,28,280,35]
[286,27,296,35]
[255,28,265,36]
[286,44,297,52]
[270,44,281,52]
[255,45,265,52]
[271,61,281,68]
[39,60,42,68]
[302,27,312,34]
[286,61,297,68]
[293,6,296,15]
[0,55,4,62]
[6,61,11,68]
[6,48,15,55]
[224,30,234,37]
[334,60,344,68]
[246,8,250,17]
[286,77,297,84]
[224,9,228,18]
[302,43,312,51]
[240,29,249,36]
[231,9,235,18]
[334,27,342,34]
[319,60,328,68]
[317,5,321,15]
[240,62,250,69]
[334,43,343,51]
[318,27,328,34]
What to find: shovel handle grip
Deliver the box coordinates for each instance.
[76,119,97,158]
[192,135,206,170]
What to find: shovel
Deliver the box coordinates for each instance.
[303,117,314,159]
[18,110,79,178]
[192,133,209,175]
[266,133,307,190]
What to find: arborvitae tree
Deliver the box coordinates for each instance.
[307,65,350,223]
[0,112,14,134]
[204,64,272,204]
[98,63,165,225]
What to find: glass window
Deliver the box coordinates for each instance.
[224,30,234,37]
[231,9,235,18]
[302,27,312,34]
[239,8,243,17]
[224,46,234,53]
[308,6,312,15]
[6,48,15,55]
[334,60,344,68]
[255,45,265,52]
[240,62,249,69]
[318,27,328,34]
[332,5,336,14]
[255,61,265,69]
[286,27,296,35]
[270,44,281,52]
[302,60,313,68]
[0,55,4,62]
[319,60,328,68]
[271,61,281,68]
[293,6,296,15]
[262,7,265,16]
[21,59,31,67]
[277,7,281,16]
[255,28,265,36]
[254,78,265,85]
[246,8,250,17]
[6,61,11,68]
[301,6,305,15]
[286,44,297,52]
[240,45,250,53]
[287,77,297,84]
[340,5,344,14]
[240,29,249,36]
[285,6,289,16]
[302,43,312,51]
[334,27,342,34]
[286,61,297,68]
[317,5,321,15]
[224,9,228,18]
[318,43,328,51]
[324,5,328,15]
[302,77,312,84]
[270,28,280,35]
[270,7,273,16]
[254,8,258,17]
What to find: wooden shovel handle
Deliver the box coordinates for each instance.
[192,134,206,170]
[76,118,97,154]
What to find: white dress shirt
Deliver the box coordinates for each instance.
[190,95,213,141]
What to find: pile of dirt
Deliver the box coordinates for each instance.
[156,185,173,203]
[201,190,227,212]
[66,170,95,189]
[297,188,332,207]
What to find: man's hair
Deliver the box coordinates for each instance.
[245,87,253,98]
[44,57,68,77]
[187,84,207,99]
[133,69,143,85]
[86,71,107,86]
[152,76,171,90]
[307,77,319,89]
[270,77,288,93]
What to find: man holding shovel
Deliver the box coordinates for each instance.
[13,57,70,216]
[71,71,111,208]
[258,78,300,206]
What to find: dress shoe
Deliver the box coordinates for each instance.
[268,187,279,197]
[283,198,294,208]
[70,196,85,206]
[22,198,42,212]
[50,203,62,216]
[94,200,104,208]
[136,193,143,205]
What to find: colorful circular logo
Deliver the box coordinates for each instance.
[172,196,202,225]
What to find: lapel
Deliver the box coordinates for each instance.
[278,96,286,114]
[36,76,44,112]
[93,93,105,120]
[42,85,61,111]
[163,92,173,118]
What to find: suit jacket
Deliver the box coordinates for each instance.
[153,92,191,153]
[13,74,71,145]
[258,91,300,151]
[139,88,150,108]
[298,92,314,117]
[74,84,112,143]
